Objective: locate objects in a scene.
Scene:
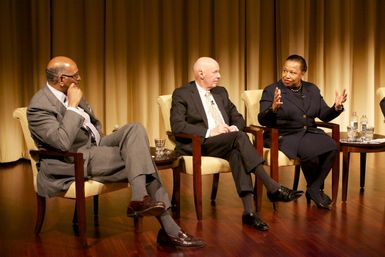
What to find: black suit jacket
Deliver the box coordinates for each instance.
[258,80,342,159]
[170,81,245,154]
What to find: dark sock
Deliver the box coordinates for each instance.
[241,193,254,214]
[158,211,181,237]
[255,165,280,193]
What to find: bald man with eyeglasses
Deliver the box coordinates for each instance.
[27,56,205,248]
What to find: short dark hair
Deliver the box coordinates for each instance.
[45,67,63,84]
[286,54,307,72]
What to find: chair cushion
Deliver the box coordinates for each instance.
[263,148,300,166]
[63,181,127,198]
[181,156,231,175]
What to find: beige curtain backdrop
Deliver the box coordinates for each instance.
[1,0,385,163]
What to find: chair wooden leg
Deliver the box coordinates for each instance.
[73,205,78,227]
[271,163,279,211]
[210,173,220,206]
[193,171,203,220]
[34,194,46,234]
[93,196,99,226]
[75,198,87,247]
[293,165,301,190]
[254,176,263,211]
[133,216,143,233]
[171,162,181,219]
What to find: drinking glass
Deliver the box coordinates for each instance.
[347,125,356,142]
[365,127,374,141]
[154,138,166,157]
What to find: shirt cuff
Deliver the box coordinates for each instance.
[205,129,211,138]
[67,106,82,115]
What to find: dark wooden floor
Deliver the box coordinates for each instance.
[1,152,385,257]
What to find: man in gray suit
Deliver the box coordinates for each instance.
[27,56,204,248]
[170,57,303,231]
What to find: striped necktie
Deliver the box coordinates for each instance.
[205,92,224,126]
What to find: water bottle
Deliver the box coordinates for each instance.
[360,114,368,141]
[351,112,358,130]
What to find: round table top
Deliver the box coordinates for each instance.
[150,147,179,166]
[339,132,385,147]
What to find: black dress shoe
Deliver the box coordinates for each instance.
[306,190,332,205]
[127,195,166,217]
[306,189,332,210]
[267,186,304,202]
[157,228,206,248]
[242,212,269,231]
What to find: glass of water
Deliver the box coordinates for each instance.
[347,125,357,142]
[365,127,374,141]
[154,138,166,158]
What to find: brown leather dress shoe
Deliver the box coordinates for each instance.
[157,228,206,248]
[127,195,166,217]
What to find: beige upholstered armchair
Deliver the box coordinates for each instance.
[241,90,340,209]
[158,95,262,220]
[376,87,385,100]
[157,95,232,220]
[376,87,385,114]
[13,107,128,247]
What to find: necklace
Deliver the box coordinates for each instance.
[290,84,302,93]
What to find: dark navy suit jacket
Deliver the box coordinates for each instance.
[258,80,342,159]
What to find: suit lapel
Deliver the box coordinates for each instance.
[280,81,306,112]
[79,100,102,132]
[302,84,312,112]
[190,83,209,127]
[43,86,67,117]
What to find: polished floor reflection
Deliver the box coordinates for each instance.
[0,152,384,257]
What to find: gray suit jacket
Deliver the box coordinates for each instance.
[28,86,103,197]
[170,81,245,155]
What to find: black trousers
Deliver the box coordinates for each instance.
[201,131,264,196]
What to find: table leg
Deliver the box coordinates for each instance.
[342,150,350,202]
[171,161,182,219]
[360,152,367,190]
[331,148,340,205]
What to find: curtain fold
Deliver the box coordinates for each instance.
[1,0,385,163]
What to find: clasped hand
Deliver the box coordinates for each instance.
[209,124,238,137]
[67,83,83,108]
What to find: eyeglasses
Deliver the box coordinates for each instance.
[61,72,80,80]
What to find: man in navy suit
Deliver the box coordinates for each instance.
[170,57,303,231]
[258,54,347,209]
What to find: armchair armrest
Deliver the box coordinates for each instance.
[30,148,85,200]
[316,121,340,148]
[172,132,203,177]
[244,126,264,155]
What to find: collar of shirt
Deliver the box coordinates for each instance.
[195,81,210,98]
[47,83,67,107]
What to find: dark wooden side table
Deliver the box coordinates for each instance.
[134,147,182,230]
[150,147,182,218]
[340,132,385,201]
